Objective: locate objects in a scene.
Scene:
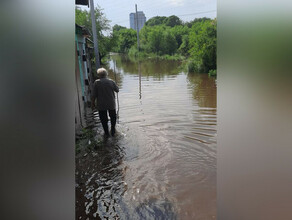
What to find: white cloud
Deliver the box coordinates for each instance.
[166,0,185,7]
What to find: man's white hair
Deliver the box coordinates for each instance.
[97,68,108,78]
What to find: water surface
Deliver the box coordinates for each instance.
[76,55,217,219]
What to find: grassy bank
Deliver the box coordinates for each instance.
[76,128,103,155]
[110,51,216,76]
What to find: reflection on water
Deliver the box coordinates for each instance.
[113,55,181,78]
[76,141,126,219]
[187,73,217,108]
[76,54,217,219]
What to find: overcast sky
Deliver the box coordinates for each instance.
[77,0,217,28]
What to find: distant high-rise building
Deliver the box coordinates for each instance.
[129,11,146,32]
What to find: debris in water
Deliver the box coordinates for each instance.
[121,181,127,186]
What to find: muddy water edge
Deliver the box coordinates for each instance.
[76,54,217,220]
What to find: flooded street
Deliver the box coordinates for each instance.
[76,55,217,219]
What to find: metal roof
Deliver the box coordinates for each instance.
[75,0,89,6]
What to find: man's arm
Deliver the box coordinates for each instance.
[113,81,119,93]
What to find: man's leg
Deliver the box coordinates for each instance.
[109,109,117,136]
[98,110,109,136]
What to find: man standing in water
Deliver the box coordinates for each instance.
[91,68,119,137]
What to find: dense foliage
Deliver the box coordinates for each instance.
[188,19,217,72]
[145,15,182,27]
[112,28,137,53]
[75,7,115,63]
[75,7,217,73]
[112,16,216,73]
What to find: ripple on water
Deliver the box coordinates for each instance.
[76,57,216,219]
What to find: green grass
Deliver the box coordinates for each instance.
[75,128,104,154]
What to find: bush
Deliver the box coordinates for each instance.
[187,60,203,73]
[208,69,217,76]
[187,61,195,72]
[160,54,184,60]
[128,46,139,57]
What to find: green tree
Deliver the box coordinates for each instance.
[113,24,126,32]
[139,26,151,52]
[140,25,178,55]
[189,19,217,72]
[145,16,167,26]
[115,28,137,53]
[148,26,165,54]
[162,30,178,54]
[178,35,190,56]
[165,15,182,27]
[111,15,217,72]
[171,25,189,48]
[75,7,112,63]
[184,17,211,28]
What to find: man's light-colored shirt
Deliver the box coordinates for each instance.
[92,78,119,111]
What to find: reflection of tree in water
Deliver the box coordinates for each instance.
[111,54,182,80]
[103,62,124,90]
[108,68,123,89]
[187,73,217,108]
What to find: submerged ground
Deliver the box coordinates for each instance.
[76,55,217,220]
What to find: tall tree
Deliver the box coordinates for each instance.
[75,6,112,62]
[189,19,217,72]
[165,15,182,27]
[184,17,211,28]
[145,16,167,26]
[114,28,137,53]
[171,25,189,48]
[113,24,126,32]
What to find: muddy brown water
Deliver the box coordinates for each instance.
[76,55,217,220]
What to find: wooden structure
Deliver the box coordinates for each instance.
[75,24,94,131]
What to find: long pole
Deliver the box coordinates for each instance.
[114,60,119,124]
[90,0,100,69]
[135,4,140,51]
[139,61,141,99]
